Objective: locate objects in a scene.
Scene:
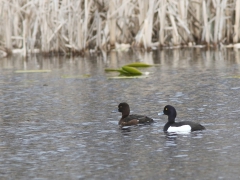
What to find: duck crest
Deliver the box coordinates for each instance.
[164,105,177,123]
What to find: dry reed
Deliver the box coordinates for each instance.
[0,0,239,56]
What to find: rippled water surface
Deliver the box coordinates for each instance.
[0,49,240,179]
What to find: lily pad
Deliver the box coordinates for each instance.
[125,62,153,67]
[105,68,131,75]
[108,75,149,79]
[15,70,51,73]
[118,69,132,75]
[122,66,142,75]
[105,68,121,72]
[226,75,240,79]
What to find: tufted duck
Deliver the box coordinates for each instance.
[160,105,205,132]
[118,102,154,126]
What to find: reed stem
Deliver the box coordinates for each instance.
[234,0,240,43]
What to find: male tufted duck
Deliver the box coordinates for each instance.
[160,105,205,132]
[118,102,154,126]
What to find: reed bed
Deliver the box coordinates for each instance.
[0,0,239,56]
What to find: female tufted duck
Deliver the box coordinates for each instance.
[118,102,154,126]
[160,105,205,132]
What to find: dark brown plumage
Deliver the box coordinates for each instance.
[118,102,154,126]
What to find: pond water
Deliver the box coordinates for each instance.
[0,49,240,179]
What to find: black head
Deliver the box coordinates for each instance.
[118,102,130,113]
[163,105,177,122]
[118,102,130,118]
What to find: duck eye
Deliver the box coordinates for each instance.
[165,108,167,110]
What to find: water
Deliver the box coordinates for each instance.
[0,49,240,179]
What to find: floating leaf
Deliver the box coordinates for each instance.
[105,68,121,72]
[125,62,153,67]
[82,74,91,78]
[226,75,240,79]
[61,74,91,79]
[118,69,131,75]
[105,68,131,75]
[122,66,142,75]
[15,70,51,73]
[108,75,149,79]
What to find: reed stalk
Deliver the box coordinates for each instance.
[109,0,116,48]
[213,0,227,45]
[95,9,101,48]
[213,0,220,44]
[3,2,12,51]
[168,3,180,45]
[144,0,155,48]
[190,0,201,43]
[0,0,239,56]
[177,0,189,43]
[158,0,167,46]
[234,0,240,43]
[202,0,210,45]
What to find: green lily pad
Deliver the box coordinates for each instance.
[104,68,121,72]
[125,62,153,67]
[15,70,51,73]
[121,66,142,75]
[108,75,149,79]
[105,68,131,75]
[226,75,240,79]
[118,69,132,75]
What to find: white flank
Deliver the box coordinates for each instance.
[168,125,191,133]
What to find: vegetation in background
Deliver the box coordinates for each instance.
[105,62,152,77]
[0,0,240,56]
